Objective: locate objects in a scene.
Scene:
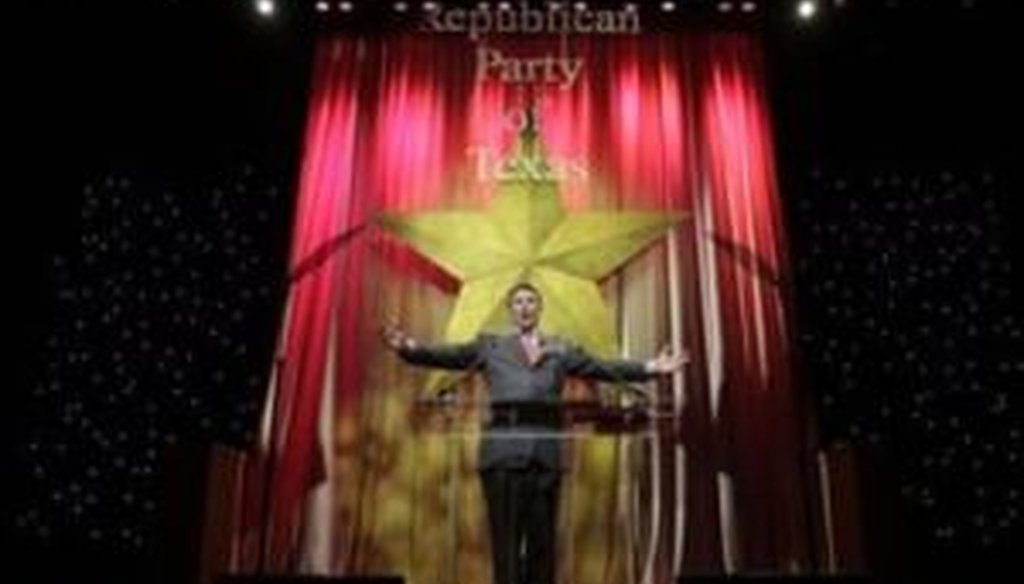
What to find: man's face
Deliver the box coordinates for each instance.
[509,288,542,331]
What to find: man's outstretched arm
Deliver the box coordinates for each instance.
[564,343,688,382]
[381,321,480,371]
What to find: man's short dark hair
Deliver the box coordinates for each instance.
[506,282,543,307]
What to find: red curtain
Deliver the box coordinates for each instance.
[242,31,824,578]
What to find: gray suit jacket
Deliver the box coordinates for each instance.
[399,332,653,471]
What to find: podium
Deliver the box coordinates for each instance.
[411,396,675,584]
[413,395,668,433]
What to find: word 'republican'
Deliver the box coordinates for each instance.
[424,3,640,41]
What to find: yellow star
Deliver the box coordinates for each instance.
[379,126,681,388]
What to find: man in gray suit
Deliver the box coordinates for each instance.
[382,282,685,584]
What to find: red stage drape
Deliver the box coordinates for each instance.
[238,32,825,579]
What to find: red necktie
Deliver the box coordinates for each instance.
[521,334,541,365]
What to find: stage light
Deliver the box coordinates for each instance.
[339,1,354,12]
[574,1,587,11]
[718,1,734,12]
[624,2,638,12]
[422,1,439,10]
[741,1,757,12]
[660,1,676,13]
[393,1,409,12]
[498,1,512,10]
[254,0,275,17]
[315,0,329,12]
[797,0,818,19]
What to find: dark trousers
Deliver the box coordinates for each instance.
[480,463,561,584]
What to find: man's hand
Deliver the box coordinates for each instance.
[645,346,689,375]
[380,320,416,352]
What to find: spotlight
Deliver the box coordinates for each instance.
[574,1,587,11]
[741,1,757,12]
[498,1,512,10]
[315,1,329,12]
[797,0,818,19]
[660,1,676,12]
[718,1,734,12]
[624,2,638,12]
[254,0,275,17]
[394,1,409,11]
[339,1,353,12]
[422,1,439,11]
